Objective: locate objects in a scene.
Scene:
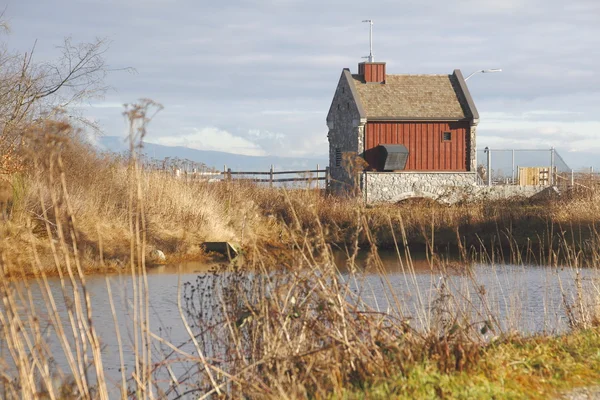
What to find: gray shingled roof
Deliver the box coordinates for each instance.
[350,74,471,120]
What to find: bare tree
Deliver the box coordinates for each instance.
[0,37,110,129]
[0,17,114,175]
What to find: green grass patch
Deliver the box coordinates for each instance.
[337,328,600,399]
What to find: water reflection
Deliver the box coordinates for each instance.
[1,252,598,396]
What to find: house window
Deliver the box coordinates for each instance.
[337,104,340,111]
[335,148,342,167]
[442,131,452,141]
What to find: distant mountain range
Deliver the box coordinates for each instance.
[96,136,598,174]
[96,136,328,172]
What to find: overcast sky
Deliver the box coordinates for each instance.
[4,0,600,168]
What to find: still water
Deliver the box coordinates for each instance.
[2,251,598,395]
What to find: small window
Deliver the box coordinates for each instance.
[442,131,452,141]
[335,148,342,167]
[347,102,350,109]
[337,104,340,111]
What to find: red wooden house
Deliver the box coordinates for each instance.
[326,61,479,202]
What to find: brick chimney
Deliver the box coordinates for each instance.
[359,62,386,83]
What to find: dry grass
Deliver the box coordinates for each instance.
[1,120,600,277]
[0,121,286,276]
[246,185,600,261]
[0,110,599,399]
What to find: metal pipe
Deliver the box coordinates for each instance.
[465,68,502,81]
[512,149,515,185]
[485,147,492,186]
[571,169,574,187]
[362,20,374,62]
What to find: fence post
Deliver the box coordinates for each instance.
[223,165,227,181]
[325,167,330,190]
[571,169,574,187]
[227,168,232,181]
[485,147,492,187]
[269,164,274,188]
[550,147,555,186]
[316,164,319,190]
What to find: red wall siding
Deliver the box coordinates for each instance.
[358,63,386,83]
[364,121,470,171]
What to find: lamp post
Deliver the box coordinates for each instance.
[465,68,502,81]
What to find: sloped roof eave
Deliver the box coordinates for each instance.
[326,69,367,123]
[344,69,366,120]
[366,116,471,122]
[453,69,479,125]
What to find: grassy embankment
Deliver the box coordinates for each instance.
[1,124,599,276]
[339,328,600,399]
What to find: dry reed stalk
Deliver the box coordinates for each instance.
[176,271,222,394]
[0,137,111,399]
[2,106,600,398]
[105,276,127,399]
[57,155,109,400]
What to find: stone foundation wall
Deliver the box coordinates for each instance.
[469,125,477,172]
[362,172,552,203]
[363,172,477,203]
[473,185,552,201]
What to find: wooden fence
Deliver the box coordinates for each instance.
[223,165,330,188]
[140,159,331,188]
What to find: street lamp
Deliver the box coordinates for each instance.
[465,68,502,81]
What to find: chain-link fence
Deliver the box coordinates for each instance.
[475,148,599,190]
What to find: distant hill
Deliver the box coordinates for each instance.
[96,136,598,174]
[96,136,328,172]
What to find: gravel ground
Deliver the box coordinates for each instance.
[557,387,600,400]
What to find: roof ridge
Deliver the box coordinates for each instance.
[352,73,452,77]
[387,73,451,76]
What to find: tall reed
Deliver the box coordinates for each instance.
[0,108,599,398]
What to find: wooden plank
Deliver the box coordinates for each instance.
[228,169,326,176]
[452,125,458,170]
[270,169,325,175]
[243,177,327,183]
[417,122,423,169]
[409,123,416,170]
[518,167,553,186]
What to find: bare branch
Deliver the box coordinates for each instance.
[0,25,117,174]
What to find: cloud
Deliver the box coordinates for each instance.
[6,0,600,169]
[247,129,285,141]
[260,110,322,115]
[150,127,266,156]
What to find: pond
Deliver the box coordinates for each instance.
[1,251,598,397]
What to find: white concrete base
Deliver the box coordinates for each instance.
[362,172,553,204]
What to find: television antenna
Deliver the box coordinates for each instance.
[362,19,374,62]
